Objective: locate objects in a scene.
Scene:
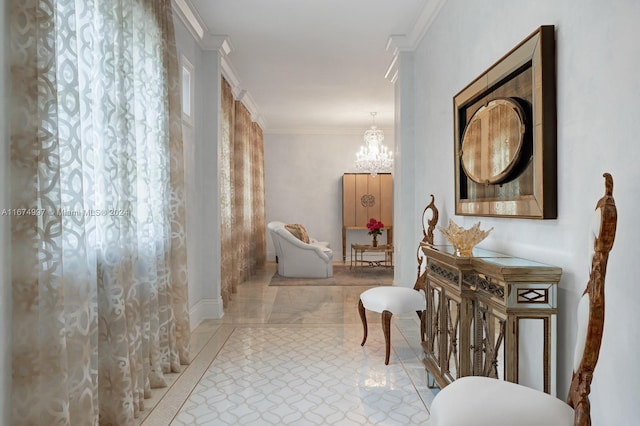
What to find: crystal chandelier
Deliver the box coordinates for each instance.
[354,112,393,176]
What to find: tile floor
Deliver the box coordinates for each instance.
[139,263,436,425]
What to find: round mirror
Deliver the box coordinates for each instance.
[460,98,526,185]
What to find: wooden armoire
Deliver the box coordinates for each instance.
[342,173,393,260]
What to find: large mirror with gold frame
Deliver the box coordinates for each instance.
[454,25,557,219]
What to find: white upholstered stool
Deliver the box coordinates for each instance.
[358,195,439,365]
[358,286,426,365]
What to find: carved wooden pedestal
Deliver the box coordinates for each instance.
[421,245,561,395]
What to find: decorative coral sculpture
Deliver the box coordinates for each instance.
[439,220,493,257]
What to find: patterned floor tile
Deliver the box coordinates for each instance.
[171,326,430,425]
[140,263,435,425]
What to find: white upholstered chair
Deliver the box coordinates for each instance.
[428,173,617,426]
[267,221,333,278]
[359,195,439,364]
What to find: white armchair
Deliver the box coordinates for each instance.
[267,221,333,278]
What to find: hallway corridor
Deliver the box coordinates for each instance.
[139,263,434,425]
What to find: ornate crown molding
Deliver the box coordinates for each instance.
[407,0,448,49]
[384,35,412,83]
[172,0,206,40]
[263,127,394,136]
[385,0,448,82]
[171,0,266,130]
[200,34,232,53]
[236,90,267,130]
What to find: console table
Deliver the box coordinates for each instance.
[343,226,393,262]
[420,244,561,395]
[350,243,394,269]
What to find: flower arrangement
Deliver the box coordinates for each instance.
[366,218,385,236]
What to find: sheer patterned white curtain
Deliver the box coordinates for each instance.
[220,78,236,304]
[219,78,266,306]
[10,0,189,424]
[250,122,266,273]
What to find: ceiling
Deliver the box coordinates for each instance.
[185,0,432,133]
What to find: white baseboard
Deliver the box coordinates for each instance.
[189,297,223,331]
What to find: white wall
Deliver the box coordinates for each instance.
[410,0,639,422]
[393,51,419,288]
[173,15,224,325]
[264,132,394,263]
[0,0,11,422]
[173,14,203,319]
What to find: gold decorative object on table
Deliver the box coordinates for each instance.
[438,220,493,257]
